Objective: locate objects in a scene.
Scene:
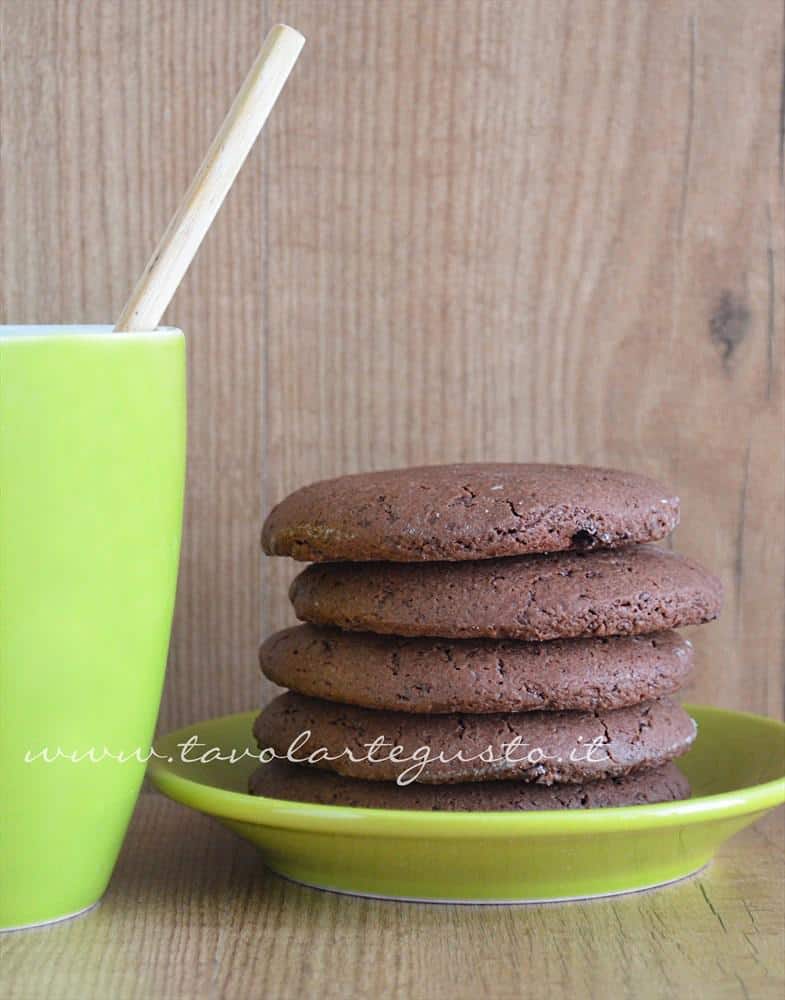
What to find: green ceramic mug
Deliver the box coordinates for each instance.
[0,325,186,929]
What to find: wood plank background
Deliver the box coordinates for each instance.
[1,0,783,732]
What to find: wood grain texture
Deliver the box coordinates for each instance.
[2,795,783,999]
[1,0,783,728]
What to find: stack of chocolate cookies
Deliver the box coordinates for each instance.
[250,464,722,811]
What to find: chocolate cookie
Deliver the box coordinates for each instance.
[289,546,722,640]
[260,626,693,713]
[252,693,696,784]
[262,463,679,562]
[249,759,690,810]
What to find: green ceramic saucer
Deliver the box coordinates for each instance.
[148,705,785,903]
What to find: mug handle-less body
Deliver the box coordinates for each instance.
[0,325,186,930]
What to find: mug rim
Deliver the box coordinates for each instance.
[0,324,183,340]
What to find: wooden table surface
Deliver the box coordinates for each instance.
[2,795,783,1000]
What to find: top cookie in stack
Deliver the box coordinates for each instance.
[261,463,680,562]
[251,464,722,810]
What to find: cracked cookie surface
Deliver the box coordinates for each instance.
[262,463,680,562]
[289,546,723,640]
[260,625,694,713]
[252,692,696,784]
[248,759,691,809]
